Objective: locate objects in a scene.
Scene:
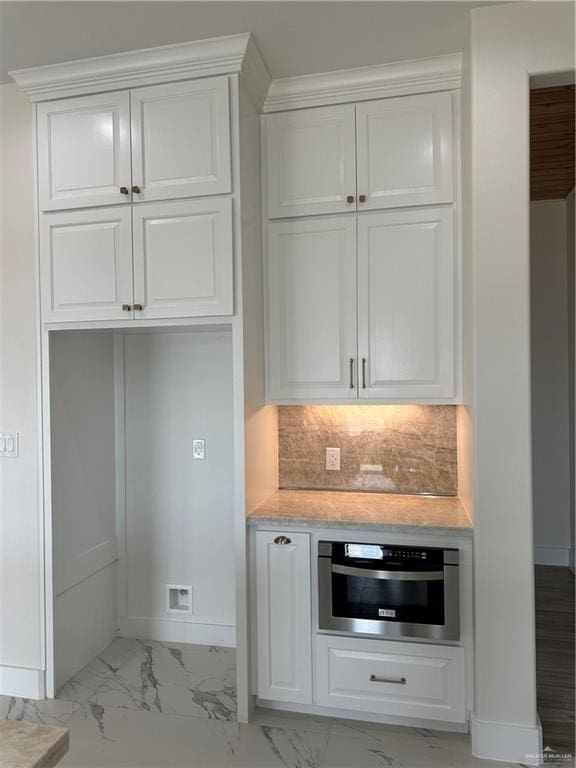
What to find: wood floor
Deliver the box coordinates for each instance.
[535,565,575,757]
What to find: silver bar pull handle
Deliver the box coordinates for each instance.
[370,674,406,685]
[332,564,444,581]
[349,358,354,389]
[361,357,367,389]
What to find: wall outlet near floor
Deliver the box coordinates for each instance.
[192,439,205,460]
[325,447,341,471]
[167,585,193,614]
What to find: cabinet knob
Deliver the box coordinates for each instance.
[273,535,292,545]
[133,304,143,311]
[131,185,141,194]
[346,195,354,204]
[122,304,132,311]
[359,194,367,203]
[120,186,130,195]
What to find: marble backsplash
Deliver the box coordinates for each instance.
[278,405,457,495]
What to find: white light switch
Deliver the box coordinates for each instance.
[326,447,340,471]
[192,439,205,460]
[0,433,19,458]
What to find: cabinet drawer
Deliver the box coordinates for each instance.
[315,635,465,723]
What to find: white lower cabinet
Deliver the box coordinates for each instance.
[315,634,466,723]
[255,531,312,704]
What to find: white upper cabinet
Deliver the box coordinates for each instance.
[264,105,356,219]
[40,199,233,323]
[37,92,132,211]
[266,208,455,402]
[132,198,233,319]
[264,91,454,218]
[40,207,133,322]
[130,78,231,202]
[37,76,231,211]
[357,207,455,399]
[267,216,357,400]
[356,92,454,210]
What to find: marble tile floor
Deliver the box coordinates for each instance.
[1,637,528,768]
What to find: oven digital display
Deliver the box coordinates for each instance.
[345,543,389,560]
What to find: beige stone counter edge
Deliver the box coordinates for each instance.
[246,514,473,536]
[246,490,474,538]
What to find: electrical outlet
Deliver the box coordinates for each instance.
[192,439,205,460]
[326,447,341,471]
[0,433,19,458]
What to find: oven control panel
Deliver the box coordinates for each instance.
[320,541,451,566]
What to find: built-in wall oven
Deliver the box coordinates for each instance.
[318,541,460,641]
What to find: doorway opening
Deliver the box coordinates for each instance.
[530,78,575,756]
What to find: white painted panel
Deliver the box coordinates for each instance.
[40,207,133,322]
[356,92,453,210]
[122,330,235,630]
[131,77,231,201]
[265,105,356,218]
[50,330,117,598]
[256,531,312,704]
[0,83,42,673]
[267,216,357,399]
[132,198,233,319]
[358,207,455,398]
[37,91,131,210]
[316,635,465,723]
[54,563,117,691]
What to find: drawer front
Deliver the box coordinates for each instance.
[316,635,465,723]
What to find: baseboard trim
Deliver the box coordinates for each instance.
[471,714,542,765]
[118,617,236,647]
[256,698,468,733]
[0,665,45,699]
[534,546,571,566]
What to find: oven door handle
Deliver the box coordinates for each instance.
[331,564,444,581]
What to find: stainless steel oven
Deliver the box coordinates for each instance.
[318,541,460,641]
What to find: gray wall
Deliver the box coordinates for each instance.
[531,198,574,566]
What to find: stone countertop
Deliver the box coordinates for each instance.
[0,720,69,768]
[247,490,473,536]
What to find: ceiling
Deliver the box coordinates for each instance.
[0,1,487,84]
[531,85,575,200]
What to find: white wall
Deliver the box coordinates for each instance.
[466,2,574,763]
[119,329,236,645]
[50,330,117,689]
[531,199,572,566]
[0,82,43,682]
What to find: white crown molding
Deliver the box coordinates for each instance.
[10,33,270,104]
[264,53,462,112]
[239,35,272,111]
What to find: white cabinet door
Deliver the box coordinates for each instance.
[265,105,356,218]
[356,92,453,210]
[40,207,133,322]
[267,216,357,400]
[130,78,231,202]
[132,198,233,319]
[37,92,132,211]
[357,208,455,399]
[256,531,312,704]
